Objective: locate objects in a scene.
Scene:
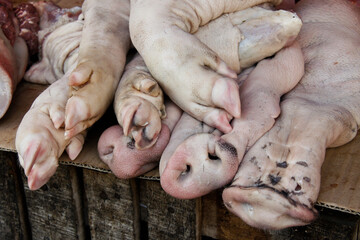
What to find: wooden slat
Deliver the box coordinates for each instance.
[83,169,137,240]
[270,207,360,240]
[139,180,197,240]
[201,190,270,240]
[23,165,80,239]
[0,152,28,239]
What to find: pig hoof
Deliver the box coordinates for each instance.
[160,133,239,199]
[118,96,162,149]
[98,124,171,178]
[69,63,92,87]
[221,98,358,229]
[17,135,59,190]
[64,96,92,139]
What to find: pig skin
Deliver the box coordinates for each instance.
[98,99,182,179]
[16,74,86,190]
[64,0,131,140]
[97,6,302,179]
[0,0,29,119]
[222,0,360,230]
[17,0,131,189]
[160,42,304,199]
[129,0,283,134]
[0,31,28,119]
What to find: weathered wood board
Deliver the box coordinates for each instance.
[139,180,197,240]
[83,169,137,240]
[22,165,81,239]
[0,152,28,240]
[201,190,270,240]
[269,207,360,240]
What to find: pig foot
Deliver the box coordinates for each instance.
[65,0,131,139]
[98,100,182,179]
[222,98,358,230]
[160,43,304,199]
[130,0,296,133]
[65,60,126,139]
[16,77,86,190]
[114,54,165,149]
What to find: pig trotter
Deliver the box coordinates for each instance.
[114,54,165,149]
[222,99,358,229]
[98,100,182,178]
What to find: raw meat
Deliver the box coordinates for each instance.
[160,42,304,199]
[65,0,131,140]
[0,0,28,119]
[222,0,360,230]
[129,0,283,133]
[16,73,86,190]
[97,5,302,179]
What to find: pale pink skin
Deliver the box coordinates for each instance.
[113,6,302,150]
[64,0,131,140]
[98,100,182,179]
[222,0,360,230]
[97,5,302,179]
[16,75,86,190]
[112,54,166,150]
[0,31,28,119]
[160,42,304,199]
[129,0,283,133]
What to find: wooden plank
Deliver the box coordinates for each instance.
[83,169,137,240]
[23,165,80,239]
[201,190,270,240]
[0,151,29,240]
[139,180,196,240]
[270,206,360,240]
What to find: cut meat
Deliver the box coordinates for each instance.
[222,0,360,230]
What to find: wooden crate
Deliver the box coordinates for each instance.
[0,151,29,240]
[22,165,83,239]
[83,169,138,240]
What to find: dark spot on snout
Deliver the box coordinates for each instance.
[296,161,308,167]
[262,144,267,149]
[268,174,281,185]
[303,177,311,183]
[217,139,237,158]
[276,161,288,168]
[127,139,135,149]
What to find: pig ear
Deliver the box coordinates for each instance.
[24,59,57,84]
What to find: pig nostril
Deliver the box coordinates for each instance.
[103,146,114,155]
[208,153,218,160]
[180,164,191,176]
[295,184,302,191]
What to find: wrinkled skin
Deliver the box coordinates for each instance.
[113,54,166,150]
[160,42,304,199]
[65,0,131,140]
[130,0,283,133]
[16,75,86,190]
[98,99,182,179]
[222,0,360,230]
[98,5,302,178]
